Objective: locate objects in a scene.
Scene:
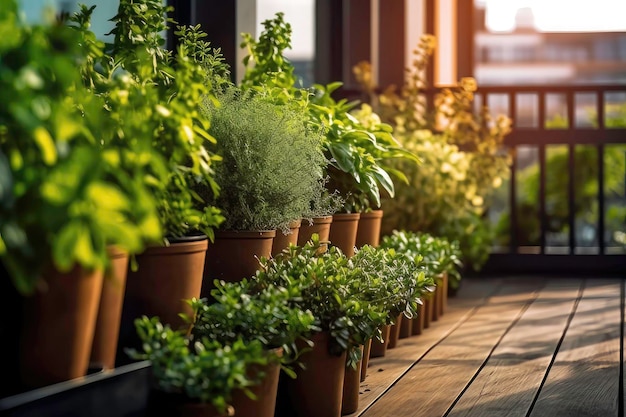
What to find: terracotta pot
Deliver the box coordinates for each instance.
[297,216,333,247]
[202,230,276,296]
[19,265,104,388]
[411,303,426,336]
[228,349,282,417]
[432,286,441,322]
[90,246,129,370]
[278,332,346,417]
[328,212,361,257]
[272,220,301,257]
[360,338,372,382]
[423,296,434,329]
[387,314,403,349]
[341,345,363,415]
[118,237,208,365]
[399,314,412,339]
[438,272,449,317]
[354,210,383,248]
[369,325,391,358]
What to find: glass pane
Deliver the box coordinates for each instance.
[515,145,540,252]
[573,145,599,253]
[604,144,626,254]
[257,0,315,86]
[545,93,568,129]
[515,93,538,128]
[574,92,598,128]
[544,145,570,254]
[605,92,626,128]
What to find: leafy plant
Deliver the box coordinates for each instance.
[199,87,329,231]
[380,230,463,289]
[102,0,224,240]
[351,244,434,321]
[128,316,270,415]
[185,279,317,375]
[254,235,386,367]
[0,1,159,293]
[355,35,511,269]
[240,13,420,213]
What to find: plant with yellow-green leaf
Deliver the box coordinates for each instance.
[354,34,511,270]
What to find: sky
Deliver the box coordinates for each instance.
[481,0,626,32]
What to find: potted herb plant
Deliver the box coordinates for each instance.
[128,316,270,417]
[0,1,161,387]
[198,85,330,290]
[186,279,316,417]
[254,236,384,417]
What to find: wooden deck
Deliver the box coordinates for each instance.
[350,277,625,417]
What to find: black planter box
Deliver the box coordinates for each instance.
[0,361,151,417]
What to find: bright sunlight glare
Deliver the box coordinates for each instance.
[484,0,626,32]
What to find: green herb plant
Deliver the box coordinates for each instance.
[185,279,317,376]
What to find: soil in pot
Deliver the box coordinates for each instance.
[328,213,360,258]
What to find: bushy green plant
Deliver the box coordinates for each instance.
[351,244,433,321]
[380,230,463,289]
[254,235,386,366]
[200,87,329,231]
[240,13,419,213]
[128,316,269,415]
[0,1,160,293]
[185,280,317,375]
[101,0,224,240]
[356,35,511,269]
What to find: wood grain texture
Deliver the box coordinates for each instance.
[347,279,502,417]
[360,279,544,417]
[528,280,622,417]
[447,279,583,417]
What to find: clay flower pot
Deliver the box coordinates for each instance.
[272,220,302,257]
[387,314,403,349]
[328,213,361,257]
[369,325,391,358]
[355,210,383,248]
[341,345,363,415]
[297,216,333,247]
[360,338,372,382]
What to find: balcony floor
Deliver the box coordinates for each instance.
[351,277,624,417]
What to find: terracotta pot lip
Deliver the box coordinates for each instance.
[358,210,384,219]
[215,230,277,238]
[302,216,333,226]
[106,245,128,258]
[288,219,302,228]
[332,212,361,221]
[142,238,209,255]
[165,234,208,244]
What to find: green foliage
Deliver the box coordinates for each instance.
[186,280,316,375]
[380,230,463,289]
[102,0,224,239]
[128,316,269,414]
[200,87,329,231]
[0,1,160,293]
[351,244,433,321]
[240,12,296,90]
[254,235,386,367]
[356,36,511,270]
[240,13,419,213]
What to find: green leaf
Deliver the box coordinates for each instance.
[33,126,57,165]
[328,142,354,173]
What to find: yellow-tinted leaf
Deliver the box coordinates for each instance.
[33,126,57,165]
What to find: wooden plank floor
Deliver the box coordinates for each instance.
[350,277,625,417]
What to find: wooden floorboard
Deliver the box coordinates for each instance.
[354,277,625,417]
[528,280,623,417]
[446,279,583,417]
[348,279,502,417]
[359,279,543,417]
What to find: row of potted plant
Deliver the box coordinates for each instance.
[128,229,466,417]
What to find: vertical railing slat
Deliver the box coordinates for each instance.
[509,91,518,253]
[537,91,547,254]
